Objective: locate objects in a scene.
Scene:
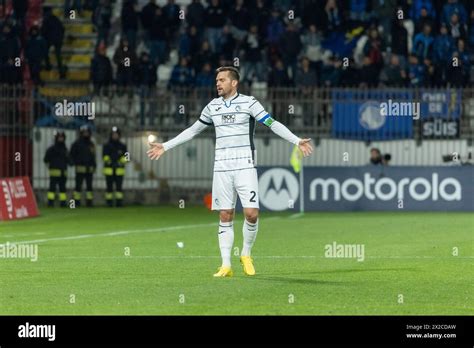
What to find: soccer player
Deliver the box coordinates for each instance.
[147,66,313,277]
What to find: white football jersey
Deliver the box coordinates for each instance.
[198,93,274,172]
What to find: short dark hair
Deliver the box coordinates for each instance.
[215,66,240,81]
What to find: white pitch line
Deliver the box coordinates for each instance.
[289,213,305,219]
[7,222,217,245]
[1,217,285,243]
[38,255,474,259]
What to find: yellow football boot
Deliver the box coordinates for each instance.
[240,256,256,276]
[213,266,233,277]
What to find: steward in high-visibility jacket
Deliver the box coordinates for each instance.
[44,130,71,207]
[70,125,96,207]
[103,126,128,207]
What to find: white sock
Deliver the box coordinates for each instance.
[218,220,234,267]
[241,219,258,257]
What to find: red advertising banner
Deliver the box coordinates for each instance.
[0,176,39,221]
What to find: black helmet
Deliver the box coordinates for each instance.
[54,130,66,141]
[110,126,121,138]
[80,124,91,134]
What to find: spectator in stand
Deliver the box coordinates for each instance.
[362,27,384,84]
[447,13,467,40]
[370,0,396,44]
[178,25,201,63]
[323,0,343,34]
[195,62,214,87]
[301,24,324,74]
[295,57,318,126]
[266,8,285,57]
[136,51,157,88]
[229,0,250,42]
[148,7,168,65]
[162,0,180,42]
[410,0,436,23]
[391,16,409,58]
[442,0,467,25]
[268,58,290,124]
[169,56,194,88]
[415,6,436,34]
[242,24,265,84]
[251,0,270,39]
[186,0,205,31]
[450,38,470,86]
[140,0,158,40]
[204,0,226,53]
[0,23,22,84]
[349,0,369,22]
[216,25,236,61]
[279,22,302,82]
[408,53,426,86]
[194,40,217,73]
[121,0,139,49]
[320,54,342,87]
[93,0,112,48]
[91,43,113,95]
[42,6,66,79]
[413,23,434,61]
[359,56,380,87]
[113,38,138,90]
[25,25,48,86]
[432,23,455,86]
[339,57,358,86]
[268,58,291,87]
[447,51,466,87]
[380,54,407,87]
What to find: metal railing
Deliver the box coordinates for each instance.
[1,84,473,203]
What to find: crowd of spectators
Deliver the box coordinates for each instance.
[90,0,473,92]
[1,0,473,89]
[0,1,68,85]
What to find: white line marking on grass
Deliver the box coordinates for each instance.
[289,213,305,219]
[41,255,474,260]
[9,223,217,245]
[3,217,285,243]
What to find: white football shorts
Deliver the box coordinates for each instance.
[211,168,259,210]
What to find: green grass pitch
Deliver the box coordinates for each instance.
[0,206,472,315]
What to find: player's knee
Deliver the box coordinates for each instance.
[245,210,259,224]
[219,209,234,222]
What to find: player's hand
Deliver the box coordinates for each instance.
[298,138,313,157]
[147,142,165,160]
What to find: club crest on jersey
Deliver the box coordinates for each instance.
[222,114,235,124]
[235,105,241,112]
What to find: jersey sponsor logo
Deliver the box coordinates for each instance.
[222,114,236,124]
[259,168,299,211]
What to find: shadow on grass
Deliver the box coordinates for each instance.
[245,275,348,286]
[274,267,418,276]
[246,267,419,285]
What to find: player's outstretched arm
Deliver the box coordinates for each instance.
[146,120,209,161]
[262,114,313,157]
